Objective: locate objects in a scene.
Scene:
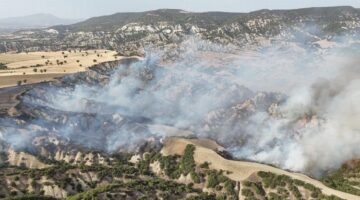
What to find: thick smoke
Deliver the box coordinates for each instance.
[1,37,360,176]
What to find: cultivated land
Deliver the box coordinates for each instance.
[162,137,360,200]
[0,50,121,88]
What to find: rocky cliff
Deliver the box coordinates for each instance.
[1,7,360,54]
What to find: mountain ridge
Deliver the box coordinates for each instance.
[0,13,81,34]
[1,6,360,55]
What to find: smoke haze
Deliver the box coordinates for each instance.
[1,37,360,176]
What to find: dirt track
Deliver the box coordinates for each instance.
[162,138,360,200]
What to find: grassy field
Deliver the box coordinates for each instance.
[0,50,120,88]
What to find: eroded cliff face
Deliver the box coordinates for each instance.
[1,7,360,54]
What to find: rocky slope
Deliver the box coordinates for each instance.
[1,7,360,54]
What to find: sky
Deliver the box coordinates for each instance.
[0,0,359,19]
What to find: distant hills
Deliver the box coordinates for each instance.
[1,6,360,53]
[53,6,360,32]
[0,13,81,33]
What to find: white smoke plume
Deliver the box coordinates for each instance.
[1,37,360,176]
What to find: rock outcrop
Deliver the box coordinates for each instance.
[1,7,360,54]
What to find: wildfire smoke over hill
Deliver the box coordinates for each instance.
[0,37,359,176]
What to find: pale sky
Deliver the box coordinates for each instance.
[0,0,359,19]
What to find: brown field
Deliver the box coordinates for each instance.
[0,50,121,88]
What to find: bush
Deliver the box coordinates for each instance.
[137,159,150,175]
[241,188,254,197]
[186,193,217,200]
[158,155,181,179]
[207,171,220,188]
[289,185,302,199]
[200,162,210,169]
[224,180,236,195]
[0,63,7,70]
[191,171,201,183]
[180,144,196,175]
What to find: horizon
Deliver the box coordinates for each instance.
[0,5,359,20]
[0,0,360,19]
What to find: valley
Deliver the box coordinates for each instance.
[0,5,360,200]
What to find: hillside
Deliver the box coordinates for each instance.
[0,6,360,200]
[0,135,355,200]
[1,7,360,54]
[163,138,360,200]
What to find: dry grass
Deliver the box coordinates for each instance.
[0,50,121,88]
[162,137,360,200]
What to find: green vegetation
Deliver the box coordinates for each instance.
[180,144,196,175]
[157,144,198,179]
[158,154,182,179]
[207,170,222,188]
[200,161,210,169]
[191,171,201,183]
[0,141,351,200]
[67,178,201,200]
[251,171,343,200]
[324,22,346,34]
[243,181,265,196]
[67,184,120,200]
[322,162,360,196]
[1,195,57,200]
[241,188,254,197]
[186,193,217,200]
[0,63,7,70]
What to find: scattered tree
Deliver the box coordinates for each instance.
[0,63,7,70]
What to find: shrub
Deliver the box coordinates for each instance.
[155,152,184,179]
[200,162,210,169]
[180,144,196,175]
[207,171,220,188]
[0,63,7,70]
[241,188,254,197]
[191,171,201,183]
[224,180,236,195]
[289,185,302,199]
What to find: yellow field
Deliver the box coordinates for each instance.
[0,50,121,88]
